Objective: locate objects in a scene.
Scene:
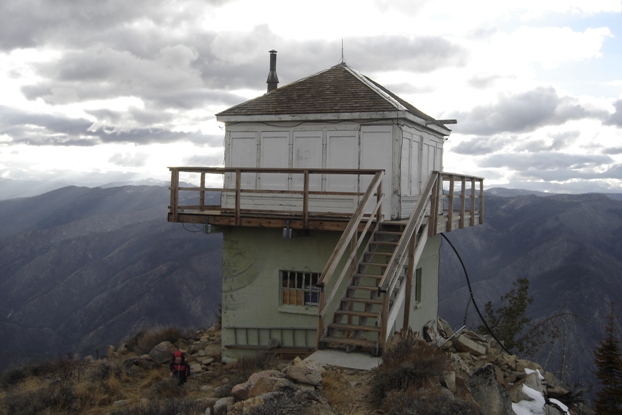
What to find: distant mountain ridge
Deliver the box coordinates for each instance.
[0,185,222,373]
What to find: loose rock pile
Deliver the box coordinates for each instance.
[436,319,592,415]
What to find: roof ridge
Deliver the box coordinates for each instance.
[339,65,407,112]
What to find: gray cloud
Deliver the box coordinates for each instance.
[604,99,622,127]
[452,135,514,155]
[0,0,230,51]
[453,87,608,135]
[0,105,220,146]
[602,146,622,155]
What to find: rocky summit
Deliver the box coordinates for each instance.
[0,321,593,415]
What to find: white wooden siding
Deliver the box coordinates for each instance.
[292,131,323,191]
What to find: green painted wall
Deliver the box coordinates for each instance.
[221,227,341,361]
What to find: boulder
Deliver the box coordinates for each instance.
[205,344,221,358]
[467,364,513,415]
[231,370,284,401]
[249,376,294,398]
[453,334,486,356]
[148,341,177,364]
[282,357,323,386]
[213,397,234,415]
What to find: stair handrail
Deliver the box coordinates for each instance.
[316,170,384,342]
[378,171,441,294]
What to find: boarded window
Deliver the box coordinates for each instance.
[280,270,320,307]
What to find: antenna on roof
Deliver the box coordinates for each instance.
[341,39,344,63]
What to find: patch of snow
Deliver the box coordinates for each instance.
[512,384,546,415]
[524,368,544,380]
[549,398,570,414]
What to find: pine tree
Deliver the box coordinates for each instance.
[479,277,533,352]
[593,302,622,415]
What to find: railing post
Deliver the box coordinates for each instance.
[303,170,309,229]
[200,172,206,211]
[470,177,476,226]
[316,288,326,350]
[376,172,383,223]
[170,168,179,222]
[479,179,485,224]
[447,175,455,232]
[460,176,466,229]
[235,169,241,226]
[402,235,415,330]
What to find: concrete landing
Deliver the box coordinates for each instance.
[305,349,382,371]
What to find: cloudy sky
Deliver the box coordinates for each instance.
[1,0,621,194]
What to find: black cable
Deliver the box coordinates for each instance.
[440,232,512,355]
[182,223,203,233]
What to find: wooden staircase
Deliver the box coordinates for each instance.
[319,221,410,355]
[315,171,484,357]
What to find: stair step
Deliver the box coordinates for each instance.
[347,285,379,291]
[375,230,403,236]
[328,323,381,333]
[370,241,399,246]
[320,336,377,348]
[341,297,383,305]
[364,252,394,257]
[360,262,387,268]
[335,310,378,318]
[353,273,383,279]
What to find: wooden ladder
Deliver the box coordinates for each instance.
[318,221,407,355]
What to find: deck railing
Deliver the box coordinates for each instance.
[168,167,384,227]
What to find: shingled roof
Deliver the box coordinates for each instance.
[216,62,438,124]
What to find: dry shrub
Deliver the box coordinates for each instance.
[321,371,351,407]
[235,353,280,376]
[110,398,205,415]
[140,370,164,390]
[371,338,450,404]
[385,388,481,415]
[125,326,186,355]
[149,378,187,399]
[3,382,79,415]
[1,355,82,389]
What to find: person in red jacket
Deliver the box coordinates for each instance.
[169,351,190,385]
